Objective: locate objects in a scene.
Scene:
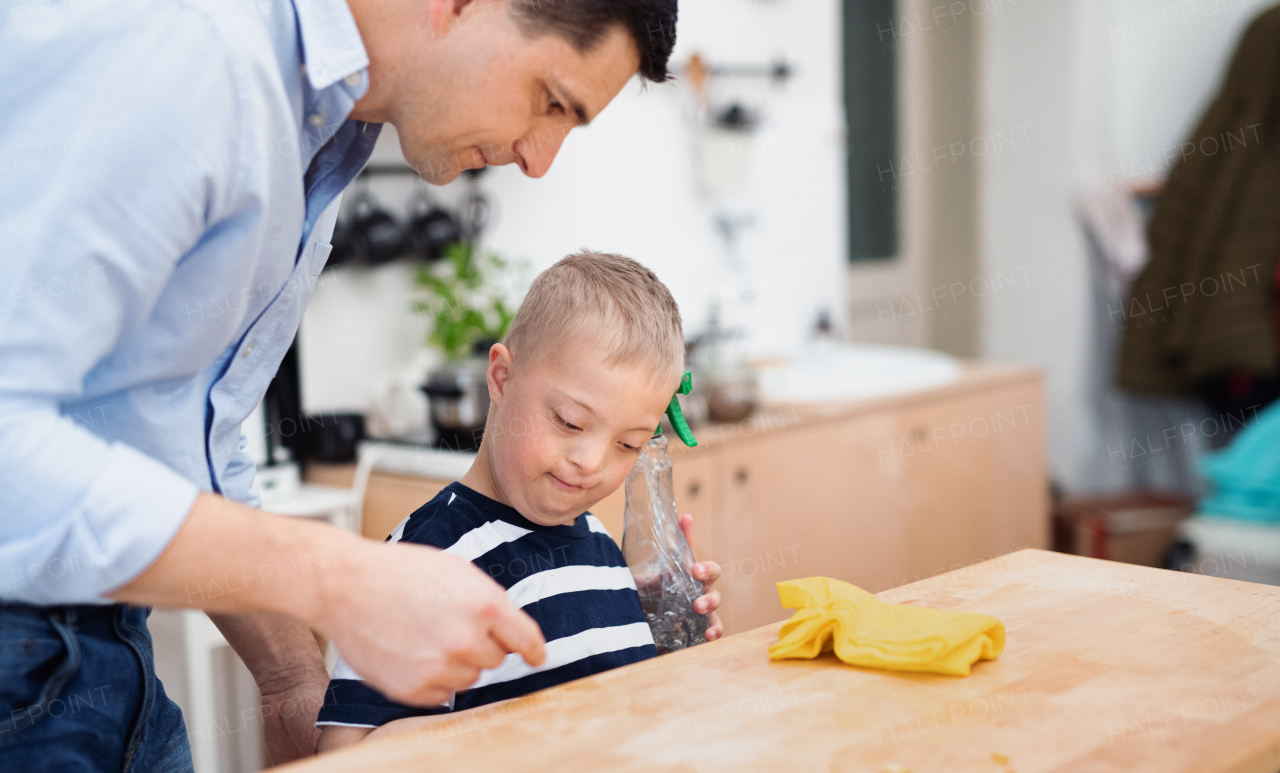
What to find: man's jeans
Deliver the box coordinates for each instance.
[0,603,194,772]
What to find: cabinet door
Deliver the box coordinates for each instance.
[716,413,906,634]
[362,471,449,541]
[891,380,1050,581]
[671,447,724,572]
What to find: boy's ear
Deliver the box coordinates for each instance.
[486,342,514,405]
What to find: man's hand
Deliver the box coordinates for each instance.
[114,493,546,712]
[315,539,547,707]
[679,513,724,642]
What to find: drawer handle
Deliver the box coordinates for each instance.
[735,467,749,484]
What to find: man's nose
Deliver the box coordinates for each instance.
[511,125,569,178]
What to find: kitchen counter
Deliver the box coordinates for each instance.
[672,361,1039,453]
[281,549,1280,773]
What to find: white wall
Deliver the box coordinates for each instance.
[299,0,848,415]
[1106,0,1269,174]
[976,0,1263,490]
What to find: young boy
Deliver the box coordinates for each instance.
[316,251,723,751]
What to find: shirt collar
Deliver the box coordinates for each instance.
[446,482,592,538]
[292,0,370,91]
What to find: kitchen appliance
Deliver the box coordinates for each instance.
[687,304,758,424]
[303,412,366,463]
[368,350,437,443]
[329,190,406,268]
[701,364,758,423]
[406,189,462,262]
[420,341,493,451]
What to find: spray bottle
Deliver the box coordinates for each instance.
[622,372,709,653]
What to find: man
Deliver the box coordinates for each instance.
[0,0,721,769]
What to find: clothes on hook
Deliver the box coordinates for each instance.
[1118,5,1280,397]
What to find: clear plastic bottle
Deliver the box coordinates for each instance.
[622,433,709,653]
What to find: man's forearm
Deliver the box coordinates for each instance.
[110,492,352,628]
[112,491,548,711]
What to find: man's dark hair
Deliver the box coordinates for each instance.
[511,0,678,83]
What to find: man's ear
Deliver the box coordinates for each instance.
[486,342,514,406]
[425,0,490,37]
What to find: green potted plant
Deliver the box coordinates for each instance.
[413,242,527,450]
[413,242,520,360]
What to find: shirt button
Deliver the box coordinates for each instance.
[308,114,325,128]
[242,341,255,358]
[344,73,362,87]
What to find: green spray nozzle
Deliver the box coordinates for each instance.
[655,371,698,447]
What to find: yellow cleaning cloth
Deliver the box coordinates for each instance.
[767,577,1005,676]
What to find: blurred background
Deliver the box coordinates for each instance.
[298,0,1270,494]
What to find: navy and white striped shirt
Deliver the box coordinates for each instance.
[317,482,657,728]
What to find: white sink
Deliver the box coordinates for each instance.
[756,343,963,404]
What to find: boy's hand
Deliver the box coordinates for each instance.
[679,513,724,642]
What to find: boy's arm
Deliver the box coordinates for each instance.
[363,703,501,743]
[317,725,374,754]
[208,611,329,764]
[315,712,460,754]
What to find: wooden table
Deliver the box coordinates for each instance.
[282,550,1280,773]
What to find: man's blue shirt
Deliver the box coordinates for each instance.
[0,0,381,603]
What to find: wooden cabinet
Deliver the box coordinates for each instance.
[669,447,724,572]
[891,378,1048,582]
[305,464,448,541]
[361,472,448,542]
[709,413,906,632]
[670,364,1049,635]
[310,365,1050,636]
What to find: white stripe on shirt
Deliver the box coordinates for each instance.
[442,519,532,562]
[394,510,604,552]
[332,656,361,681]
[386,516,410,544]
[466,622,655,692]
[505,564,638,610]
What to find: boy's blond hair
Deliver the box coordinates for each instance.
[504,250,684,380]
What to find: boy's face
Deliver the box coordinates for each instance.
[481,339,678,527]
